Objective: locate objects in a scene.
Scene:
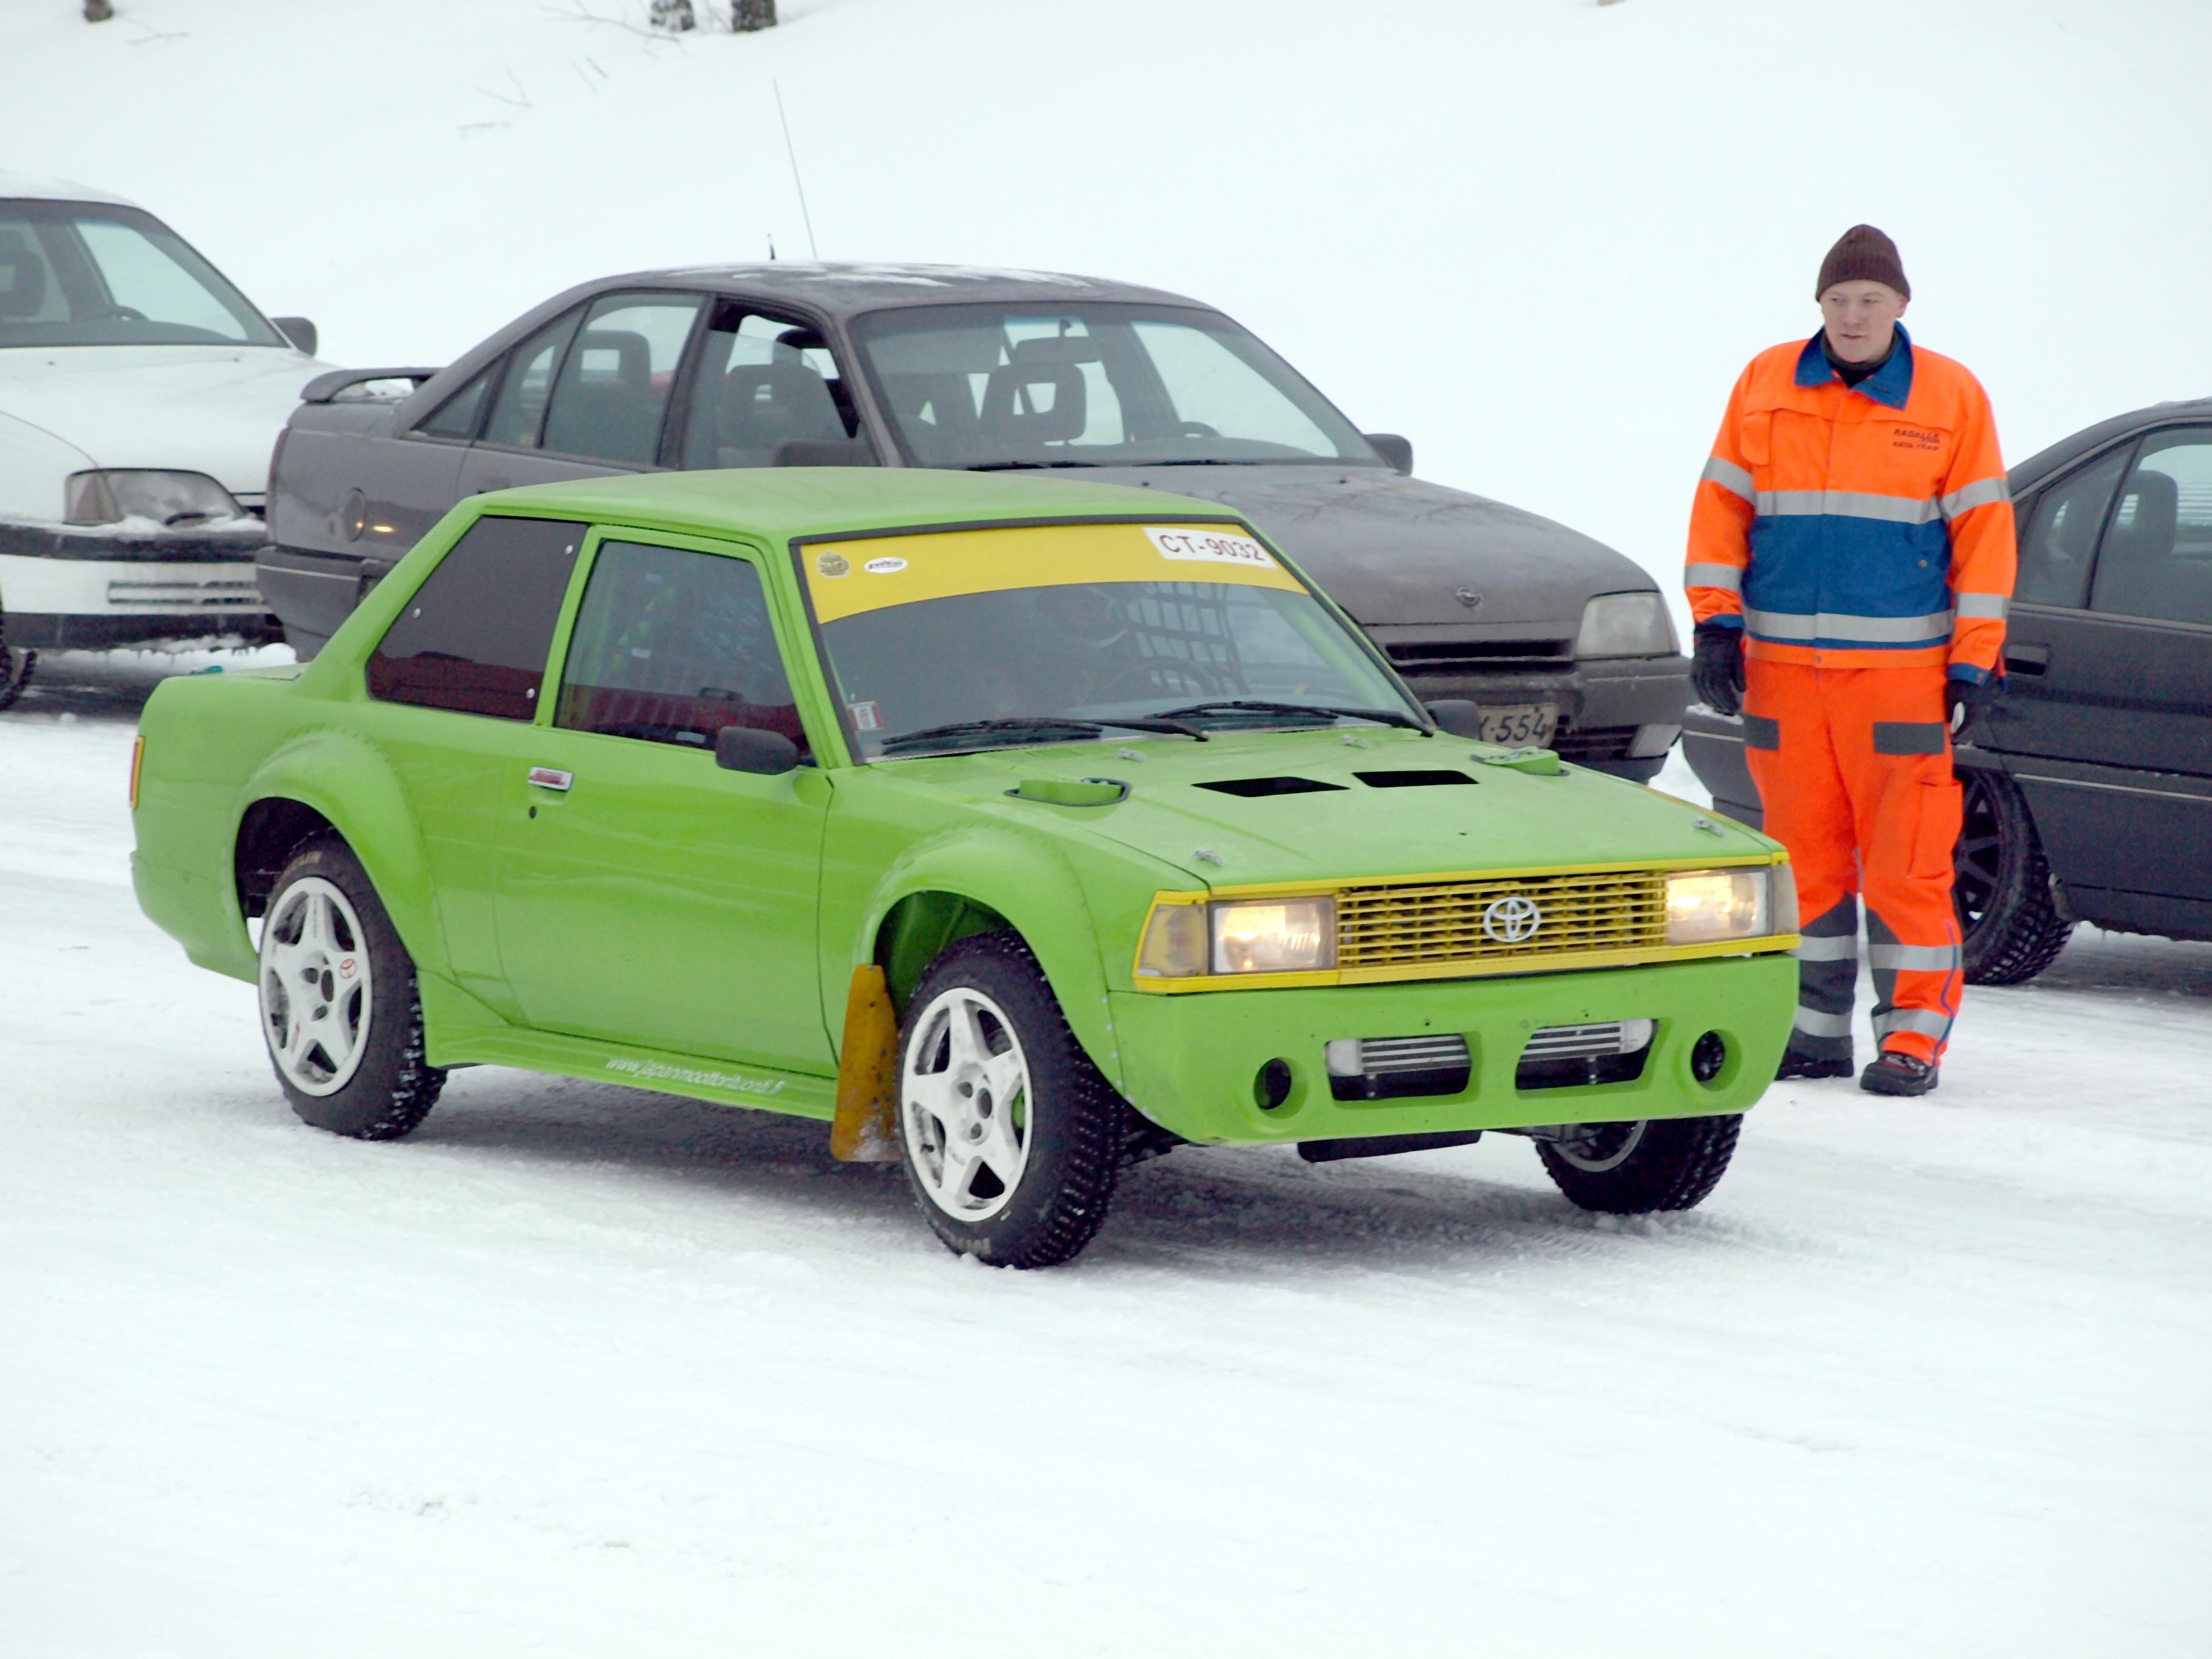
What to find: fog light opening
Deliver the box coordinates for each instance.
[1691,1031,1728,1085]
[1255,1058,1295,1111]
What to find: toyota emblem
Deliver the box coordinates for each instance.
[1481,896,1541,943]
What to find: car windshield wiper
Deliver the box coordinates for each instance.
[878,714,1206,756]
[1148,699,1429,733]
[965,459,1104,471]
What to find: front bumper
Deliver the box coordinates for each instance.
[1106,953,1795,1145]
[0,518,278,649]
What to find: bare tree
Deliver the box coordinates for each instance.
[733,0,776,31]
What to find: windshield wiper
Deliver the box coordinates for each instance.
[878,714,1206,756]
[965,459,1103,471]
[1149,699,1429,733]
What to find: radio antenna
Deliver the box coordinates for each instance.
[773,79,819,261]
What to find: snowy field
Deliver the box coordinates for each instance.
[4,652,2210,1658]
[6,0,2212,1652]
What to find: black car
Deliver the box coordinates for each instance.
[1683,395,2212,982]
[260,264,1690,780]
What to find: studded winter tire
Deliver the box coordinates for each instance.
[1954,768,2074,986]
[897,931,1124,1268]
[1535,1114,1740,1215]
[257,839,445,1139]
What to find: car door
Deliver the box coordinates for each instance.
[356,512,588,1016]
[1994,424,2212,908]
[493,528,836,1074]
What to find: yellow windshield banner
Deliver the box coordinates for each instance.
[799,521,1303,623]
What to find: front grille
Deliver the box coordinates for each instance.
[1326,1034,1472,1102]
[1521,1020,1654,1062]
[1386,639,1572,675]
[1551,726,1638,763]
[1336,870,1667,970]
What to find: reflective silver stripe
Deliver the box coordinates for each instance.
[1754,489,1941,525]
[1869,943,1961,971]
[1791,935,1858,962]
[1941,476,2011,518]
[1874,1008,1952,1039]
[1954,592,2009,620]
[1792,1007,1855,1038]
[1744,608,1954,643]
[1701,457,1755,502]
[1685,562,1743,592]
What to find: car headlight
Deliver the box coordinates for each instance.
[1664,868,1772,945]
[65,469,243,528]
[1576,591,1678,659]
[1138,896,1338,977]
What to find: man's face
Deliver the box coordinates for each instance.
[1819,281,1909,364]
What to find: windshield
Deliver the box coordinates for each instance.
[800,520,1421,760]
[0,200,286,349]
[848,303,1384,471]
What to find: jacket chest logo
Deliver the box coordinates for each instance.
[1890,426,1943,452]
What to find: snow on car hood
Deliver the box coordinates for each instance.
[1079,464,1654,629]
[0,344,328,506]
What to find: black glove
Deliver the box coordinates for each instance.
[1692,621,1746,717]
[1948,674,2004,736]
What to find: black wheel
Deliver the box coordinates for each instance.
[1954,768,2074,985]
[1536,1115,1740,1214]
[256,839,445,1139]
[897,931,1124,1268]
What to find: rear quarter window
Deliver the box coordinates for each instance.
[366,516,586,719]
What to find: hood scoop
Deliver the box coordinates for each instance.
[1353,769,1479,788]
[1007,777,1128,807]
[1196,776,1347,798]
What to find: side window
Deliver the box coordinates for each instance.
[679,303,860,469]
[366,517,585,719]
[2089,429,2212,626]
[540,292,703,466]
[481,309,583,451]
[2018,448,2126,609]
[555,540,801,752]
[417,366,494,440]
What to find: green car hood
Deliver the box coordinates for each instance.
[871,727,1772,888]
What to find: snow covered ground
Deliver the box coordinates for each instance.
[5,0,2212,1651]
[3,652,2210,1657]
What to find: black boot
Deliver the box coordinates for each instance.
[1776,1048,1853,1081]
[1860,1050,1939,1096]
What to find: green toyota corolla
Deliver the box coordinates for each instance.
[132,469,1800,1266]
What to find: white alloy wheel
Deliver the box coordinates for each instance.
[259,875,375,1096]
[1549,1119,1647,1173]
[902,985,1034,1221]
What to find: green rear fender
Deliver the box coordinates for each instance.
[235,732,447,979]
[853,829,1125,1091]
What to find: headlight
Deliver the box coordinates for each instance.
[1137,896,1338,977]
[65,469,242,528]
[1664,868,1772,945]
[1576,591,1678,659]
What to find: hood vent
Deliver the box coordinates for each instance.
[1197,776,1346,797]
[1353,769,1478,789]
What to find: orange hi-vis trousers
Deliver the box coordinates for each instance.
[1743,662,1965,1066]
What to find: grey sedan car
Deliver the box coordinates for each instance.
[261,264,1689,777]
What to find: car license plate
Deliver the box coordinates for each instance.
[1477,703,1558,747]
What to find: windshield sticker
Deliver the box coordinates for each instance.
[848,699,882,732]
[800,522,1300,623]
[1145,527,1276,568]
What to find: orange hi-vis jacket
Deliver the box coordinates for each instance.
[1685,327,2016,682]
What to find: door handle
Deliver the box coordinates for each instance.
[2003,643,2049,677]
[526,766,572,791]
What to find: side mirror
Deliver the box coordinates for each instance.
[1424,698,1483,739]
[1364,432,1413,476]
[272,317,319,357]
[716,725,801,776]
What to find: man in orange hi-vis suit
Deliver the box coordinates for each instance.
[1685,226,2015,1097]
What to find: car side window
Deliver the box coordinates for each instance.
[2088,429,2212,627]
[679,303,860,469]
[481,309,583,451]
[417,366,494,440]
[366,517,585,719]
[2017,447,2127,610]
[539,292,703,466]
[554,539,803,753]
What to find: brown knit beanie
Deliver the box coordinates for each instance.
[1815,225,1909,300]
